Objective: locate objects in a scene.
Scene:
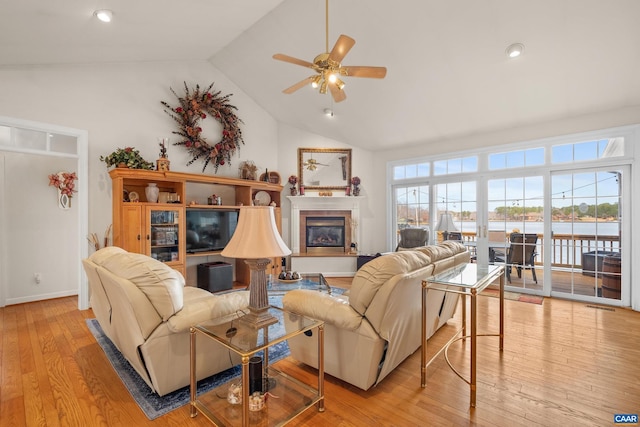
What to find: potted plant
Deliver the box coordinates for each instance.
[100,147,154,170]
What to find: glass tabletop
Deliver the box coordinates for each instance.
[427,263,504,291]
[194,306,322,356]
[268,272,332,294]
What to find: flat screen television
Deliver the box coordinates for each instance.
[186,209,239,252]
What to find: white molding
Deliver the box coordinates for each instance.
[287,196,363,254]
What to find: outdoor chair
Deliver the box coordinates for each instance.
[488,230,507,263]
[506,233,538,283]
[396,227,429,251]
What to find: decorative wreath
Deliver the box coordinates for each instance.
[162,82,244,172]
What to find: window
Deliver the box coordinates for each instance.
[433,156,477,176]
[393,162,429,180]
[552,138,623,164]
[394,185,429,232]
[489,148,544,170]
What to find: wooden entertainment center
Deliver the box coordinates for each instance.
[109,168,283,285]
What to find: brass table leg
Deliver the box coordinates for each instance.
[499,272,504,350]
[462,292,467,340]
[318,324,325,411]
[241,355,249,427]
[421,280,427,387]
[470,288,477,408]
[189,327,197,418]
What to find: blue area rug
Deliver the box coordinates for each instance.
[86,296,289,420]
[86,288,344,420]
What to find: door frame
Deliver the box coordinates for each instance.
[0,116,89,309]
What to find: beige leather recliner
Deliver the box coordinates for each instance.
[82,246,249,396]
[282,241,469,390]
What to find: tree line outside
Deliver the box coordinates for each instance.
[396,202,620,228]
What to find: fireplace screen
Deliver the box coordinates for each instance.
[306,217,345,253]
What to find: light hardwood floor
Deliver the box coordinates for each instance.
[1,278,639,426]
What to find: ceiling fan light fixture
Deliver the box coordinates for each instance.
[94,9,113,23]
[319,80,328,94]
[506,43,524,58]
[272,0,386,103]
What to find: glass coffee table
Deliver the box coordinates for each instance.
[268,272,332,295]
[421,263,505,407]
[190,306,325,426]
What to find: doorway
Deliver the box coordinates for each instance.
[0,117,88,308]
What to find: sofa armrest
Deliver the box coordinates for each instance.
[167,289,249,333]
[282,290,362,331]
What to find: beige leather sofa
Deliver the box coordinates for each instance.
[282,241,469,390]
[82,246,249,396]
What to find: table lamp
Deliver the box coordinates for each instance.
[436,212,457,241]
[222,206,291,327]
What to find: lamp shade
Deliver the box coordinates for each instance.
[436,212,458,232]
[221,206,291,259]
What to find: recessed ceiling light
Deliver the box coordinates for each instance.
[506,43,524,58]
[94,9,113,23]
[323,108,334,117]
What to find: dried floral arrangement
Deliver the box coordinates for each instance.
[48,171,77,197]
[162,82,244,173]
[239,160,258,180]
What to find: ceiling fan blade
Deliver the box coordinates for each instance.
[273,53,316,69]
[329,82,347,103]
[283,76,315,94]
[328,35,355,63]
[342,66,387,78]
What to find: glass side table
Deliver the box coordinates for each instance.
[421,263,505,407]
[190,306,325,426]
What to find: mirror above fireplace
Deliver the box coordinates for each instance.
[298,148,352,190]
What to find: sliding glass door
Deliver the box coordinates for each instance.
[393,185,430,246]
[486,175,544,291]
[550,168,624,301]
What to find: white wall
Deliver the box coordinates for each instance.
[0,60,280,246]
[0,60,283,296]
[1,152,79,304]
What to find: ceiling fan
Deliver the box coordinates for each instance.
[273,0,387,103]
[304,157,329,171]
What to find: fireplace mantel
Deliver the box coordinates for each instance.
[287,196,363,254]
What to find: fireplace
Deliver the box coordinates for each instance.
[299,209,352,254]
[306,217,345,254]
[287,197,361,262]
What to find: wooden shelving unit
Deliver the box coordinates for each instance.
[109,169,284,284]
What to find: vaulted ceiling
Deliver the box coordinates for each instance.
[2,0,640,151]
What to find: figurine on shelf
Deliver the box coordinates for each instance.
[156,137,170,171]
[351,176,361,196]
[288,175,298,196]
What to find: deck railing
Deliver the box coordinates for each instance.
[458,232,620,268]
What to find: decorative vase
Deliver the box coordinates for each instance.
[117,162,128,168]
[145,183,159,203]
[290,186,298,196]
[352,185,360,196]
